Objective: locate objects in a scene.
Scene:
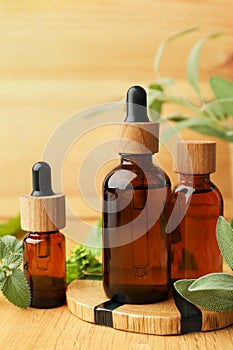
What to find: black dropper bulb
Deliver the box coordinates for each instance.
[125,86,149,122]
[31,161,54,197]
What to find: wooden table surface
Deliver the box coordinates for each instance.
[1,291,233,350]
[0,1,233,349]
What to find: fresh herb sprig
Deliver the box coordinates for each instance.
[66,244,102,284]
[149,28,233,142]
[174,216,233,312]
[0,235,30,308]
[66,219,102,284]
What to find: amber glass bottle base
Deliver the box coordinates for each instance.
[30,275,66,308]
[104,284,170,304]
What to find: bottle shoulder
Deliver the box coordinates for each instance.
[24,231,65,243]
[103,163,171,189]
[173,180,223,204]
[174,179,222,194]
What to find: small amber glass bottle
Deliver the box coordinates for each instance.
[103,86,171,304]
[171,141,223,281]
[20,162,66,308]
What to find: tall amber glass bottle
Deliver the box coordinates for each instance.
[20,162,66,308]
[103,86,171,304]
[171,141,223,281]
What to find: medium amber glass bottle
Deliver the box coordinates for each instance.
[103,86,171,304]
[20,162,66,308]
[171,141,223,281]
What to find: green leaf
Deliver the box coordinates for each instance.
[165,115,189,122]
[2,269,31,308]
[190,125,233,142]
[149,79,174,89]
[1,235,23,254]
[66,263,84,284]
[0,215,24,238]
[189,273,233,291]
[187,33,222,99]
[216,216,233,270]
[0,272,7,290]
[85,264,103,273]
[161,117,209,143]
[174,279,233,312]
[231,218,233,229]
[2,253,23,270]
[66,243,102,284]
[0,240,9,260]
[0,271,7,290]
[210,77,233,116]
[149,98,163,117]
[0,271,6,281]
[203,97,233,122]
[85,219,102,256]
[154,27,198,79]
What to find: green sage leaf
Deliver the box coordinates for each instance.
[216,216,233,270]
[187,33,222,99]
[161,117,209,143]
[0,240,9,260]
[165,114,189,122]
[1,235,23,254]
[174,279,233,312]
[2,269,31,308]
[189,273,233,291]
[190,124,233,142]
[0,271,6,281]
[148,84,164,116]
[210,76,233,116]
[2,253,23,270]
[0,272,7,290]
[154,27,197,79]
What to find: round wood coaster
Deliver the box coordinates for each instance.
[66,278,233,335]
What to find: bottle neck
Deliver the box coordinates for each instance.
[120,154,153,167]
[178,173,211,188]
[29,230,59,235]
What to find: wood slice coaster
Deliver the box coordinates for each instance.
[66,278,233,335]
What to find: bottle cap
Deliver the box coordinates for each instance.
[173,140,216,174]
[117,86,159,154]
[20,162,66,232]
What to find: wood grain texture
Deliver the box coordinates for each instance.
[173,140,216,174]
[117,122,159,154]
[0,0,232,81]
[67,279,109,323]
[20,193,65,231]
[0,260,233,349]
[112,298,180,335]
[66,279,233,336]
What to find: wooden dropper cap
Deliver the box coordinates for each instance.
[173,140,216,174]
[117,86,159,154]
[20,162,66,232]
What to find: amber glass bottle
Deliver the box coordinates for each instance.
[20,162,66,308]
[171,141,223,281]
[103,86,171,304]
[23,230,66,308]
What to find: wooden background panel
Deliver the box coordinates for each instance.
[0,0,232,80]
[0,0,232,221]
